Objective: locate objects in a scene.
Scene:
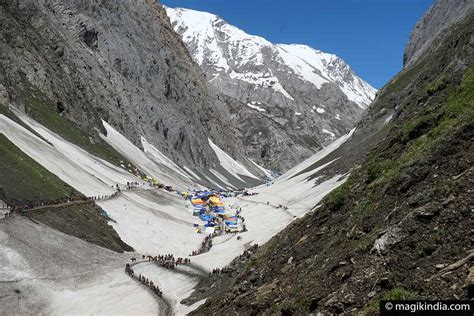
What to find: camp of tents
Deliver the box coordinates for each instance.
[181,190,244,234]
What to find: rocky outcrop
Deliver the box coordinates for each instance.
[404,0,474,67]
[0,0,261,178]
[166,7,376,171]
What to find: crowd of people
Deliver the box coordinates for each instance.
[126,182,140,189]
[2,209,12,218]
[130,254,191,270]
[6,185,138,213]
[2,182,144,218]
[190,233,216,256]
[239,244,259,260]
[208,244,260,278]
[209,266,234,276]
[89,192,119,201]
[11,195,91,212]
[148,254,190,270]
[125,263,163,297]
[90,182,141,201]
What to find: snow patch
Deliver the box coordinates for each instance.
[208,138,259,181]
[141,137,189,179]
[384,114,394,124]
[183,166,202,181]
[279,128,355,181]
[97,190,201,255]
[210,169,237,189]
[230,71,294,100]
[248,159,273,179]
[101,120,193,190]
[277,44,376,108]
[247,102,266,112]
[322,129,336,138]
[276,44,330,89]
[0,112,136,196]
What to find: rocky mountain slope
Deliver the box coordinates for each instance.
[190,1,474,314]
[404,0,474,67]
[166,7,376,171]
[0,0,269,189]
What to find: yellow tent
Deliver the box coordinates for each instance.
[192,198,204,205]
[209,197,221,205]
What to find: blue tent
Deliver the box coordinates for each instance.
[198,191,214,199]
[200,214,215,222]
[225,221,238,228]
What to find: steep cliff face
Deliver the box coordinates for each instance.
[190,2,473,314]
[404,0,474,67]
[166,7,376,171]
[0,0,253,174]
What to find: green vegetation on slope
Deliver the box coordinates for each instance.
[27,203,133,253]
[0,134,77,205]
[363,66,474,193]
[0,103,53,145]
[15,77,127,166]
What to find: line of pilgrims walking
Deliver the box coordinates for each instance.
[190,233,215,256]
[3,182,142,217]
[125,263,162,297]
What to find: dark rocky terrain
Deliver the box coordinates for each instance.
[189,2,474,314]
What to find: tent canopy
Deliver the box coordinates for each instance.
[200,214,215,222]
[209,197,221,204]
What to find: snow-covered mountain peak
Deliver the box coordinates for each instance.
[166,7,272,70]
[166,6,376,171]
[166,6,376,108]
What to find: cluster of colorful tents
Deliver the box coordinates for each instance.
[182,190,241,233]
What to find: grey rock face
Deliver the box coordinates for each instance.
[404,0,474,68]
[166,7,376,171]
[0,0,256,176]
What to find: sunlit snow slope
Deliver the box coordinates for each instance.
[1,105,356,314]
[166,7,376,109]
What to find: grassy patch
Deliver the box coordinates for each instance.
[401,114,438,143]
[0,103,51,144]
[15,78,127,166]
[365,66,474,192]
[323,171,359,210]
[382,288,411,300]
[27,203,133,253]
[0,134,77,205]
[365,160,394,185]
[359,288,412,315]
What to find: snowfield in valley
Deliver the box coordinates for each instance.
[0,110,355,315]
